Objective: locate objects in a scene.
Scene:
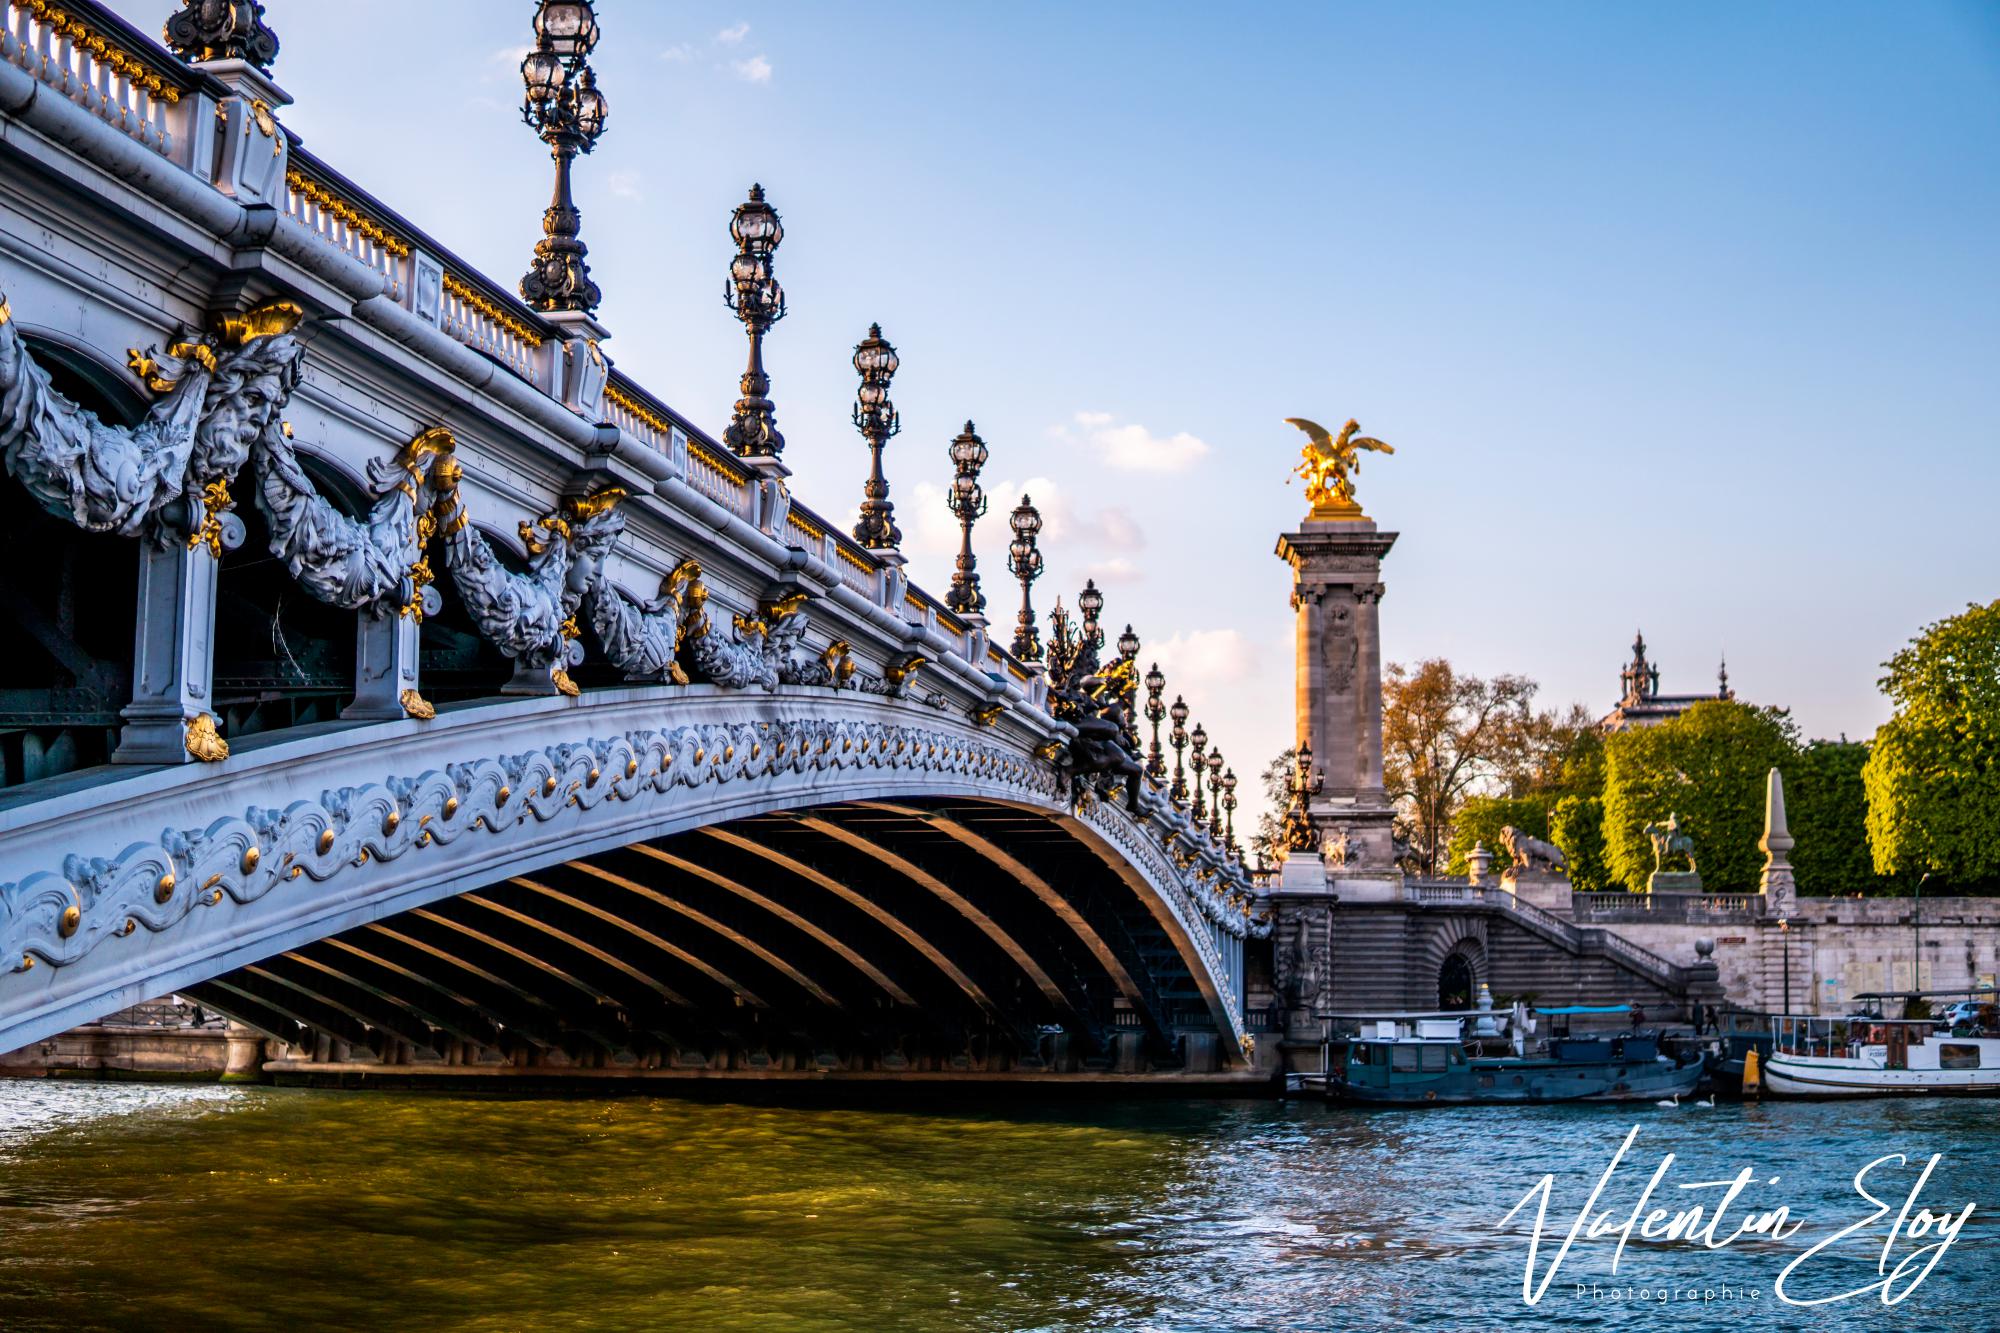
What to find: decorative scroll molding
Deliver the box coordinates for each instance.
[0,715,1058,975]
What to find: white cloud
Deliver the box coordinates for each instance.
[1057,410,1211,473]
[1084,557,1142,585]
[1094,506,1145,551]
[660,42,695,62]
[732,54,773,84]
[1152,629,1259,691]
[716,22,751,44]
[491,44,533,67]
[608,170,643,200]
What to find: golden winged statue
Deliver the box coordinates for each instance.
[1285,417,1394,519]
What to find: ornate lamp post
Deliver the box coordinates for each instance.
[1169,694,1189,804]
[1007,496,1043,660]
[1779,915,1791,1015]
[1189,721,1208,821]
[1222,769,1239,852]
[848,323,901,546]
[723,185,788,457]
[517,1,609,314]
[1207,750,1226,839]
[1117,624,1139,662]
[1077,579,1105,652]
[945,422,988,615]
[1143,663,1166,777]
[1279,743,1325,859]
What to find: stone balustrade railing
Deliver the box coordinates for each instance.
[1,0,192,163]
[1572,890,1762,921]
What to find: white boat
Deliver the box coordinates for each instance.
[1763,1010,2000,1098]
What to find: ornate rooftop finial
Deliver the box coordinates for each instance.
[1718,654,1732,700]
[164,0,280,72]
[1620,629,1659,703]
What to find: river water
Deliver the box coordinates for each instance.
[0,1083,1992,1331]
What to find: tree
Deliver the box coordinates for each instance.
[1550,794,1613,892]
[1601,700,1800,893]
[1383,659,1539,877]
[1787,739,1897,895]
[1863,600,2000,888]
[1444,794,1553,875]
[1250,746,1296,867]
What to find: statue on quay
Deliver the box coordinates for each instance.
[1644,812,1698,874]
[1284,416,1394,519]
[1500,825,1566,875]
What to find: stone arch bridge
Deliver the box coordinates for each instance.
[0,1,1263,1083]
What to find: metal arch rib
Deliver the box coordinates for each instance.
[794,815,1069,1008]
[279,949,490,1048]
[696,827,996,1015]
[317,938,519,1046]
[619,846,915,1006]
[454,894,703,1008]
[551,862,850,1008]
[504,876,770,1008]
[368,915,618,1052]
[244,961,436,1054]
[859,802,1145,1006]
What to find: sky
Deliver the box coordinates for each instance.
[111,1,2000,832]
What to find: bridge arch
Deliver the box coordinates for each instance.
[0,688,1262,1080]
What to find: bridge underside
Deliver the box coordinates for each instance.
[184,797,1244,1086]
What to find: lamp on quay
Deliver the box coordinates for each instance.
[1007,496,1044,660]
[723,185,788,457]
[945,423,988,615]
[850,324,901,546]
[517,0,608,314]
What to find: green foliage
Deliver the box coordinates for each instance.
[1602,701,1800,892]
[1444,795,1552,875]
[1550,794,1613,893]
[1787,740,1895,895]
[1863,600,2000,886]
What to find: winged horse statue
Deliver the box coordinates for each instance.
[1285,417,1393,516]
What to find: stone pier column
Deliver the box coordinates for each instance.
[1274,520,1399,871]
[343,609,421,720]
[114,527,233,764]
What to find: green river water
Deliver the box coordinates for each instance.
[0,1082,1993,1331]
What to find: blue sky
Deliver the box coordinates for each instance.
[113,1,2000,827]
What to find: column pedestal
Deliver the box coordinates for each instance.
[343,610,422,720]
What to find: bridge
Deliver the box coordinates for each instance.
[0,1,1266,1083]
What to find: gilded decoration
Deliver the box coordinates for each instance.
[1285,416,1394,521]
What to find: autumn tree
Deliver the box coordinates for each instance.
[1250,746,1297,866]
[1863,600,2000,889]
[1382,659,1540,877]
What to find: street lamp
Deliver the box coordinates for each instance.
[723,185,788,457]
[1222,768,1239,852]
[518,0,609,314]
[1007,495,1043,659]
[1168,694,1189,804]
[847,323,901,545]
[1207,749,1225,839]
[1078,579,1104,651]
[1914,871,1932,1008]
[945,422,988,614]
[1189,721,1208,821]
[1143,663,1166,777]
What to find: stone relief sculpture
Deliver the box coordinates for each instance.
[442,496,583,696]
[0,292,306,545]
[1500,825,1567,874]
[253,424,461,615]
[565,490,696,684]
